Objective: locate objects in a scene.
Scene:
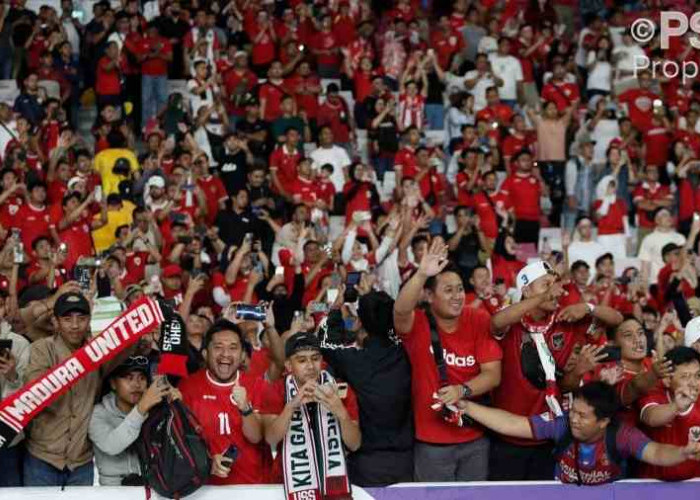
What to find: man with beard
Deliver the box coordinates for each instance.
[261,332,361,496]
[179,320,268,484]
[89,356,179,485]
[488,260,624,480]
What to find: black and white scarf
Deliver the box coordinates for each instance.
[283,371,351,500]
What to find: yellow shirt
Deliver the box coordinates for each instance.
[94,148,140,195]
[92,200,136,253]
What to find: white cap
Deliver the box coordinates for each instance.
[146,176,165,189]
[684,317,700,348]
[67,176,84,191]
[516,260,554,293]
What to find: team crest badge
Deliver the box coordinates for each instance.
[551,332,565,351]
[689,427,700,442]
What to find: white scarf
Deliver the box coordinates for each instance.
[283,371,351,500]
[595,175,617,217]
[522,314,564,417]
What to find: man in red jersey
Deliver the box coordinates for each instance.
[500,150,544,245]
[541,61,580,112]
[269,127,301,200]
[15,181,51,252]
[488,260,623,480]
[464,265,503,316]
[393,239,502,481]
[617,70,659,134]
[394,125,420,186]
[180,320,268,485]
[261,332,361,495]
[639,347,700,480]
[471,170,512,242]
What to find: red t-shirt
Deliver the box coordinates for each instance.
[632,182,672,228]
[541,82,580,112]
[475,104,514,126]
[56,213,94,271]
[211,271,257,303]
[96,56,121,96]
[317,99,351,143]
[502,132,535,161]
[639,388,700,480]
[124,251,150,286]
[401,164,444,207]
[472,191,511,239]
[316,179,336,206]
[137,36,172,76]
[430,29,465,69]
[289,176,319,205]
[197,175,228,225]
[643,127,671,167]
[223,69,258,116]
[592,199,627,235]
[501,173,541,221]
[394,147,417,179]
[342,181,372,224]
[312,30,340,66]
[399,308,502,444]
[259,81,287,121]
[179,370,270,485]
[269,145,301,192]
[26,260,67,288]
[258,376,359,484]
[618,88,658,132]
[0,196,23,230]
[492,316,591,445]
[285,74,321,119]
[491,254,525,290]
[15,203,51,251]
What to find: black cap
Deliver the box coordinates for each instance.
[53,292,91,317]
[109,356,149,380]
[662,243,682,258]
[285,332,321,359]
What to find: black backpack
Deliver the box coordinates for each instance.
[137,400,211,499]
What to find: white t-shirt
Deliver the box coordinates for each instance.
[0,120,18,160]
[590,118,620,164]
[478,36,498,56]
[586,52,612,92]
[488,54,523,101]
[310,145,352,192]
[463,70,496,111]
[187,79,218,116]
[612,43,647,73]
[638,230,686,284]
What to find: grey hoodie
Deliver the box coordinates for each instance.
[88,392,146,486]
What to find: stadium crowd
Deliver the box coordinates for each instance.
[3,0,700,494]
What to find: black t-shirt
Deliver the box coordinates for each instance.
[236,118,270,158]
[215,147,248,196]
[448,230,481,275]
[426,70,445,104]
[370,116,399,155]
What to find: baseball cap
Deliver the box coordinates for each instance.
[516,260,555,293]
[162,264,183,279]
[685,317,700,348]
[285,332,321,359]
[124,283,144,300]
[109,355,150,380]
[53,292,91,317]
[146,175,166,190]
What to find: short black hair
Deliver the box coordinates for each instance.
[31,235,50,251]
[411,234,429,250]
[320,163,334,174]
[595,252,614,268]
[424,263,463,291]
[665,346,700,368]
[574,381,619,422]
[571,260,589,272]
[512,149,532,162]
[203,320,244,350]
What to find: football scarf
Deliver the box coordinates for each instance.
[0,296,189,449]
[283,371,351,500]
[522,312,563,418]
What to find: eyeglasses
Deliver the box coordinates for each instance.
[123,356,148,367]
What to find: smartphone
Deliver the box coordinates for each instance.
[13,242,23,265]
[244,233,254,245]
[346,272,361,287]
[344,272,361,303]
[11,228,20,240]
[0,339,12,357]
[336,382,348,399]
[74,265,92,291]
[94,185,103,203]
[275,266,285,276]
[236,304,266,321]
[309,302,329,314]
[326,288,339,304]
[222,445,238,466]
[599,346,622,363]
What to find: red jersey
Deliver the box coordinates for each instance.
[475,104,514,126]
[197,175,228,225]
[618,88,658,132]
[429,29,465,69]
[472,190,511,239]
[501,173,541,221]
[124,251,150,286]
[643,127,671,167]
[316,179,335,206]
[249,26,276,66]
[269,145,301,192]
[96,56,121,96]
[399,308,502,444]
[401,164,444,207]
[0,195,23,230]
[492,315,591,445]
[259,81,287,121]
[258,376,359,484]
[317,99,352,143]
[592,199,627,235]
[541,81,580,112]
[289,176,318,205]
[394,146,417,179]
[137,36,172,76]
[639,388,700,480]
[285,74,321,119]
[491,254,524,290]
[26,260,67,288]
[678,178,697,221]
[223,69,258,116]
[632,182,672,228]
[211,271,257,304]
[15,203,51,251]
[312,30,340,66]
[464,292,503,316]
[502,132,535,162]
[179,370,269,485]
[56,213,94,271]
[247,347,270,380]
[342,181,372,224]
[455,170,477,206]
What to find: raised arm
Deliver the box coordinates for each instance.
[458,399,534,439]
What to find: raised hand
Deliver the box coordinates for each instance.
[418,239,449,278]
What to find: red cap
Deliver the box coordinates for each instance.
[162,264,183,278]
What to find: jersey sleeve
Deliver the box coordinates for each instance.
[638,386,668,419]
[258,379,286,415]
[615,424,652,460]
[529,414,569,442]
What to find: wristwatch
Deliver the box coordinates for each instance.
[586,302,596,315]
[239,404,254,417]
[461,384,473,400]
